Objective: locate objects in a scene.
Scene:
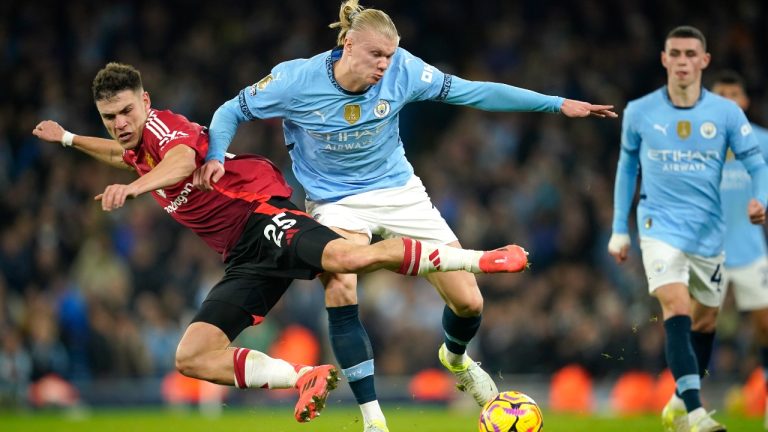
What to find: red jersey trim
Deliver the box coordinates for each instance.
[213,183,271,203]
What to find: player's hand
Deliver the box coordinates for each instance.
[560,99,618,119]
[748,198,766,224]
[193,160,225,192]
[95,184,137,211]
[607,233,631,264]
[32,120,66,143]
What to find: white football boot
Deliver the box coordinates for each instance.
[438,343,499,406]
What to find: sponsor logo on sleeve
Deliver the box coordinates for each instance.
[249,74,274,95]
[741,123,753,136]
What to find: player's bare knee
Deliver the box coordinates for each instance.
[450,295,484,317]
[692,313,718,333]
[322,272,358,306]
[691,319,717,333]
[658,297,690,318]
[174,347,199,378]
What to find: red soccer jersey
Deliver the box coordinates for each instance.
[122,109,293,258]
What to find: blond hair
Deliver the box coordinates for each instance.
[329,0,399,46]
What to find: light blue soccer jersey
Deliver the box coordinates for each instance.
[612,87,768,257]
[721,123,768,266]
[207,46,563,202]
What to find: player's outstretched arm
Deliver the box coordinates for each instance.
[560,99,618,118]
[32,120,130,169]
[440,77,617,118]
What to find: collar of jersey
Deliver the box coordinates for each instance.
[326,46,370,96]
[661,85,706,110]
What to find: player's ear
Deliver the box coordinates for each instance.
[142,91,151,112]
[701,52,711,70]
[344,33,354,54]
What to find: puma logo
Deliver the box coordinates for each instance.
[653,123,669,136]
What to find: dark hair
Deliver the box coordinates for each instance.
[92,62,143,101]
[666,25,707,51]
[711,70,745,89]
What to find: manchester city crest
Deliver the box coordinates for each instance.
[699,121,716,139]
[741,123,753,136]
[651,259,667,275]
[373,99,391,118]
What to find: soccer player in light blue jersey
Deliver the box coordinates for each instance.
[712,70,768,429]
[196,2,616,431]
[608,26,768,432]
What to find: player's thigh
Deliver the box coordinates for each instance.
[726,256,768,311]
[191,269,293,343]
[750,308,768,344]
[176,321,231,360]
[653,282,692,318]
[639,237,691,293]
[688,251,726,308]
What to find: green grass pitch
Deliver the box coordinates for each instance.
[1,405,762,432]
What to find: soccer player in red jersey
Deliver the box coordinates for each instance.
[32,62,527,423]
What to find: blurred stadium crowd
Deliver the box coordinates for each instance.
[1,0,767,407]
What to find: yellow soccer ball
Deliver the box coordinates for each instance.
[478,390,543,432]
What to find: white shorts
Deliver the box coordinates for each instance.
[724,256,768,311]
[639,237,725,307]
[305,175,458,245]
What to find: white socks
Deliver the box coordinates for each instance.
[360,400,385,425]
[398,238,482,276]
[233,348,305,389]
[442,348,469,368]
[418,244,482,275]
[688,407,707,424]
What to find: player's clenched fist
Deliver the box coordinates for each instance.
[607,233,631,264]
[95,184,136,211]
[193,160,225,191]
[749,198,767,225]
[32,120,65,143]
